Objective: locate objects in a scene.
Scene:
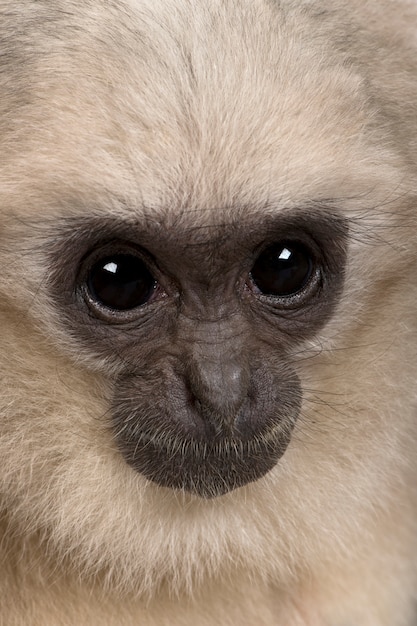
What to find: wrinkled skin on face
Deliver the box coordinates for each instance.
[47,213,346,496]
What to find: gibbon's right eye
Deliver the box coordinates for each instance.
[86,253,157,311]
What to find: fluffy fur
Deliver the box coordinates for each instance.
[0,0,417,624]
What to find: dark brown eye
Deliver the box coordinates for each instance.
[250,242,314,297]
[86,254,156,310]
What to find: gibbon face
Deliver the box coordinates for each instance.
[48,211,347,498]
[0,0,417,619]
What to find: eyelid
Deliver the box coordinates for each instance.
[77,239,153,274]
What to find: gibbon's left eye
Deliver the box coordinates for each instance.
[86,253,157,310]
[250,241,314,297]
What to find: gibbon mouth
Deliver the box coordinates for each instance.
[112,380,300,498]
[111,365,301,497]
[114,426,295,498]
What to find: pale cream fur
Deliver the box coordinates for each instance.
[0,1,417,624]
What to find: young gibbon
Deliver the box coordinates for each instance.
[0,1,417,624]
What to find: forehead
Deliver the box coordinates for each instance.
[0,0,400,224]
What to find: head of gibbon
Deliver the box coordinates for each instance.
[0,0,416,618]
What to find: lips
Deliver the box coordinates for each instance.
[116,423,295,497]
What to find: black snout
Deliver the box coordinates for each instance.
[111,345,301,497]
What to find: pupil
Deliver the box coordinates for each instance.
[251,242,313,296]
[87,254,156,310]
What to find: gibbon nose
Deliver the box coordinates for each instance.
[187,342,250,425]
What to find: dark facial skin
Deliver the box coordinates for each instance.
[47,207,347,498]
